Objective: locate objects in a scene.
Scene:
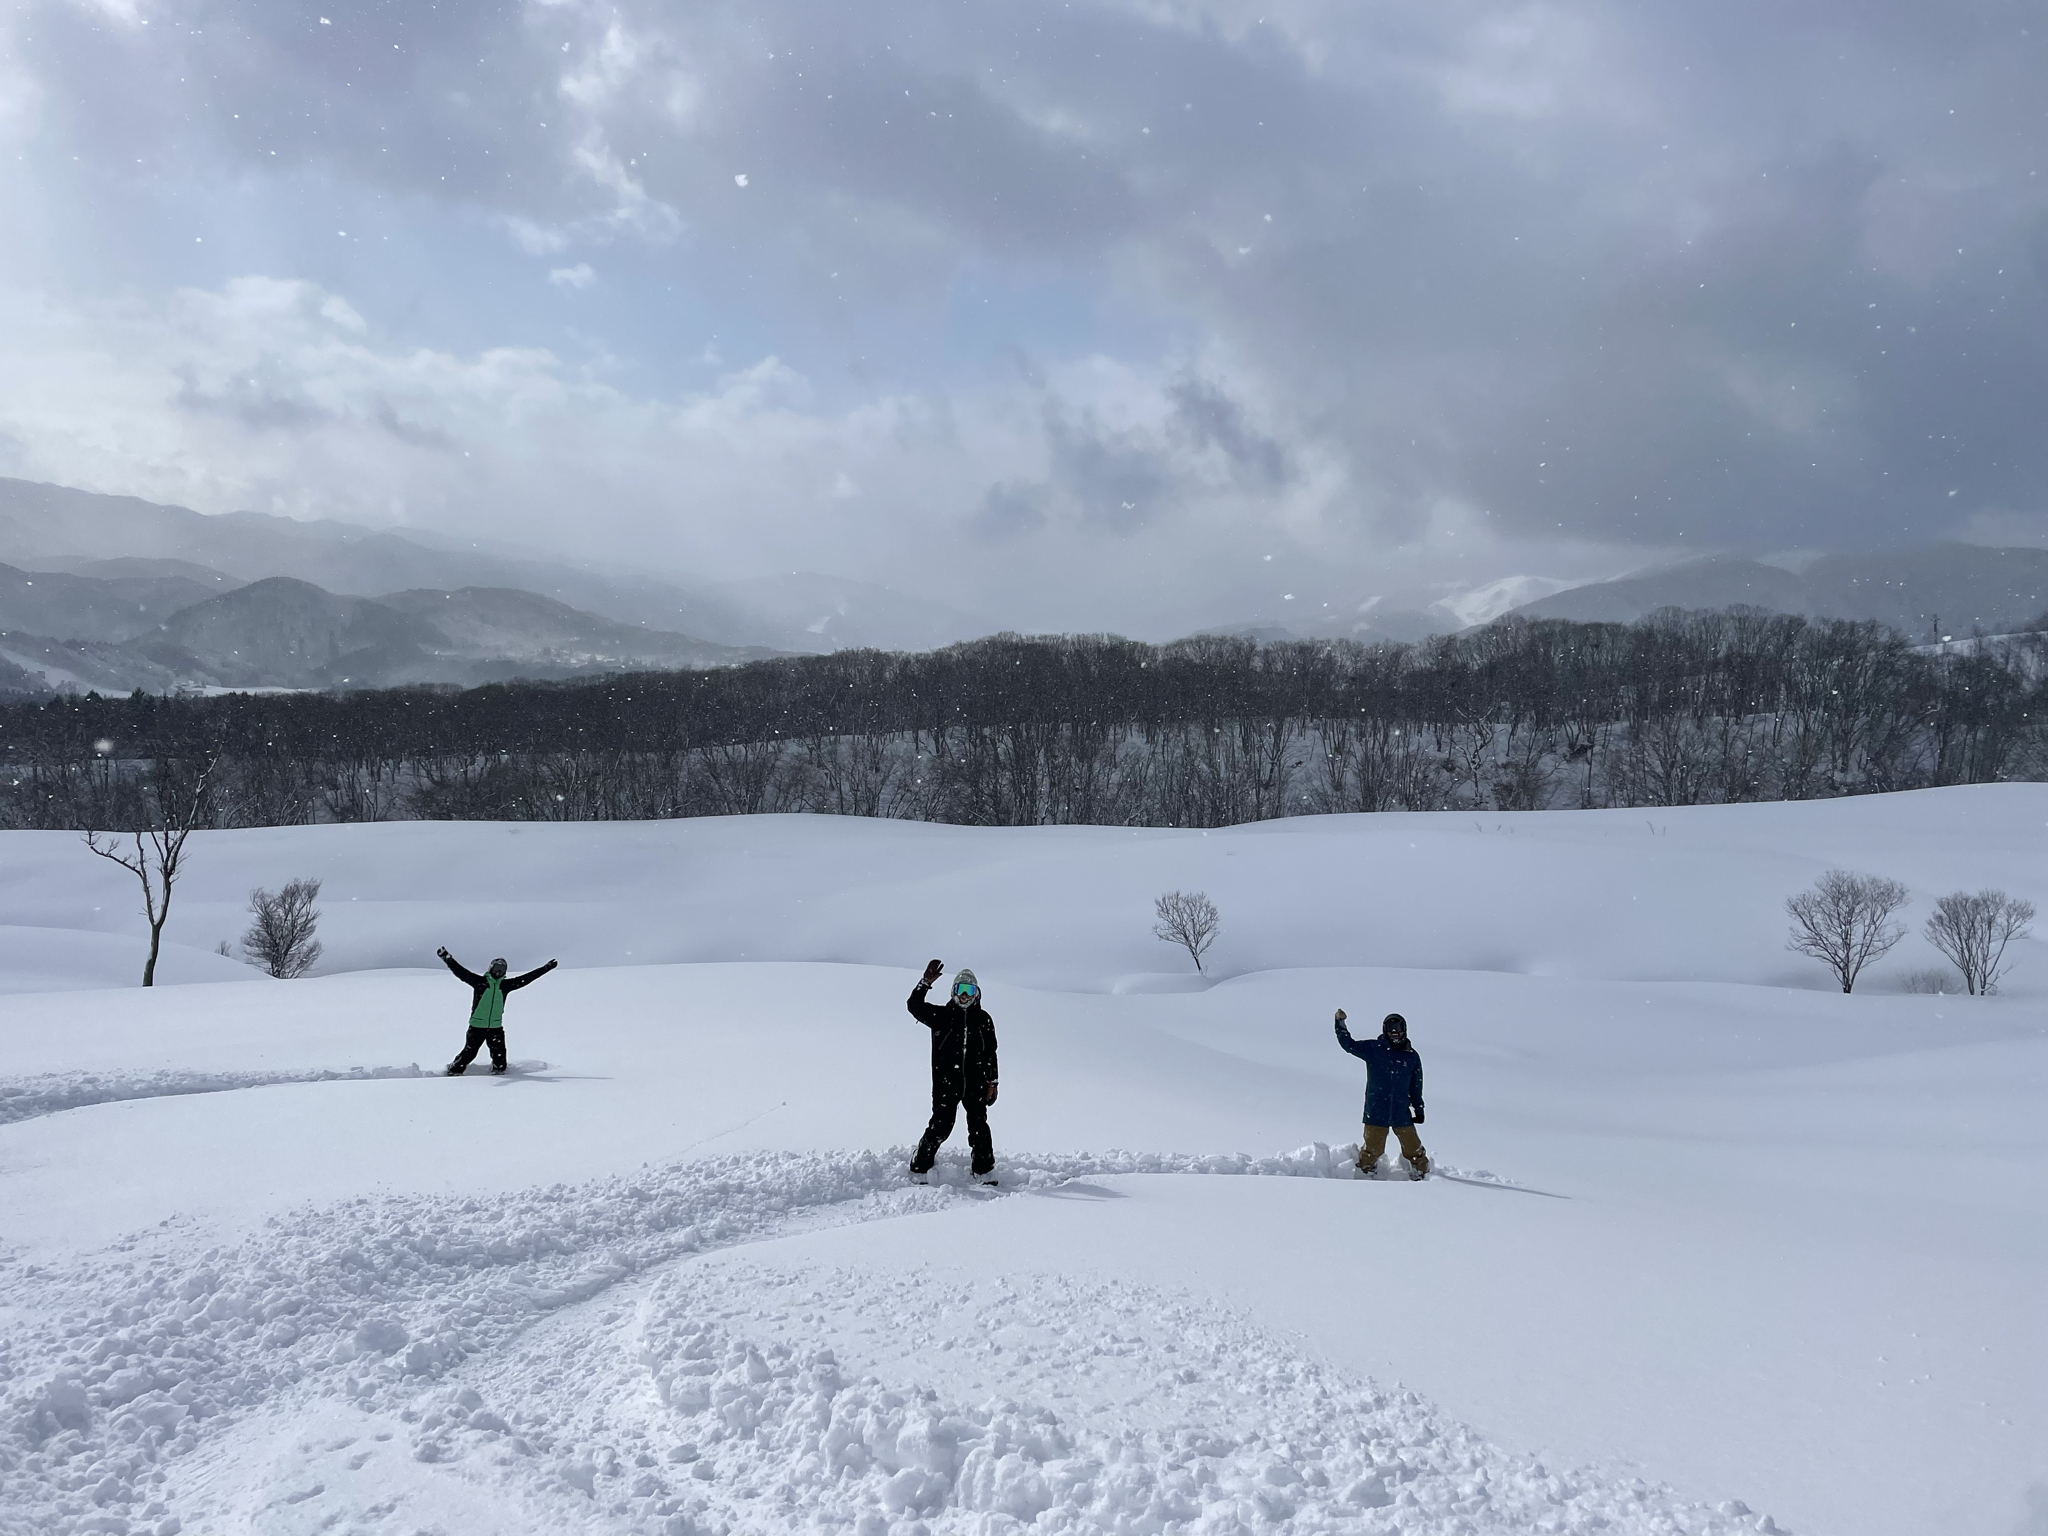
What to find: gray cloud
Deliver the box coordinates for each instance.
[175,364,332,434]
[1169,379,1290,492]
[0,0,2040,636]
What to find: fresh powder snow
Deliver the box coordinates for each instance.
[0,786,2042,1536]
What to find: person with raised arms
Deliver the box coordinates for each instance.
[906,958,1000,1185]
[438,948,557,1076]
[1334,1008,1429,1180]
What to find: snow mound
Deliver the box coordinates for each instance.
[600,1261,1781,1536]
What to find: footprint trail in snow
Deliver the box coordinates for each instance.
[0,1147,1786,1536]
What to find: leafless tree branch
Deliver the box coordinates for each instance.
[80,757,216,986]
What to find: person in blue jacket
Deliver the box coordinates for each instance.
[1334,1008,1429,1179]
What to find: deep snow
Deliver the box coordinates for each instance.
[0,787,2043,1536]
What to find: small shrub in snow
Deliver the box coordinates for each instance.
[1785,869,1909,993]
[242,877,324,978]
[1899,967,1959,995]
[1923,889,2035,996]
[1153,889,1221,973]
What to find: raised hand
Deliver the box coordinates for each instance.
[1334,1007,1347,1024]
[921,958,944,986]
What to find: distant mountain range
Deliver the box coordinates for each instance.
[1503,546,2048,635]
[0,560,243,644]
[0,575,776,693]
[2,476,2040,696]
[1214,545,2048,649]
[0,478,982,660]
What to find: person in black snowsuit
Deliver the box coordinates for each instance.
[1334,1008,1429,1179]
[906,958,1000,1180]
[438,948,557,1074]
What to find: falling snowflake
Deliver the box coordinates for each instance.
[734,173,749,187]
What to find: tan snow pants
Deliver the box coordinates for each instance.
[1360,1124,1429,1175]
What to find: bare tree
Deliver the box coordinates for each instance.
[1153,889,1222,973]
[82,759,215,987]
[1923,889,2035,996]
[1785,869,1910,993]
[242,877,325,979]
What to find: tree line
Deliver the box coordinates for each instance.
[1,608,2040,833]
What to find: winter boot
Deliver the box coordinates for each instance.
[444,1062,466,1076]
[490,1063,508,1074]
[1355,1151,1379,1179]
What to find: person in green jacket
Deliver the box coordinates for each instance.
[438,947,557,1075]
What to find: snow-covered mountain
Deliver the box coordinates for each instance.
[1509,545,2048,633]
[0,576,780,694]
[0,477,987,656]
[0,559,244,644]
[62,577,774,691]
[1224,547,2047,648]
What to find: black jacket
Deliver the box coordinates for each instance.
[442,954,556,1012]
[907,982,999,1087]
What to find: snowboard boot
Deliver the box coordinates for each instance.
[444,1062,466,1076]
[490,1063,508,1074]
[1355,1152,1379,1180]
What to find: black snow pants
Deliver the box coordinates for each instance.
[912,1075,993,1176]
[450,1026,508,1072]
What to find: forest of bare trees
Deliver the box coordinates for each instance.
[1,609,2041,833]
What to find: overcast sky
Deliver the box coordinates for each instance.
[0,0,2040,636]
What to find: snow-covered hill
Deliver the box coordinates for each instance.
[1,789,2042,1536]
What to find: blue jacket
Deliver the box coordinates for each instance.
[1336,1020,1425,1127]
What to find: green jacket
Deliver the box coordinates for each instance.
[442,954,557,1028]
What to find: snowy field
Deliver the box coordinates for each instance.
[1,787,2043,1536]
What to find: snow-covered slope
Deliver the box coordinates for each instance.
[1,789,2042,1536]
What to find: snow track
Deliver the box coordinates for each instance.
[0,1066,432,1127]
[1,1148,1778,1536]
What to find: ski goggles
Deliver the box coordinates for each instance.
[953,983,979,1002]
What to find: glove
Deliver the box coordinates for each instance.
[986,1081,999,1105]
[1334,1008,1347,1024]
[436,947,450,960]
[1412,1109,1425,1125]
[920,958,944,986]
